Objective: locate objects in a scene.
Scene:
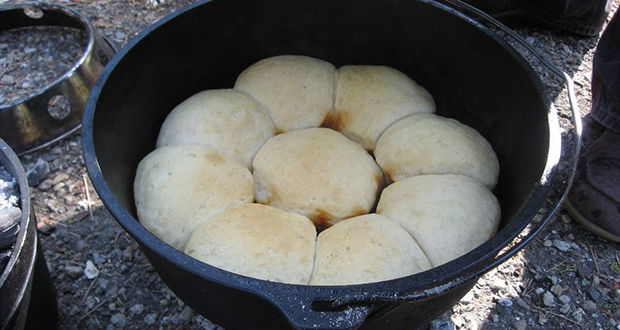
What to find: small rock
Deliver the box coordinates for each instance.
[84,260,99,279]
[144,313,158,325]
[572,308,585,323]
[130,304,144,315]
[0,74,15,85]
[587,287,602,303]
[178,305,194,323]
[560,304,571,314]
[559,295,571,304]
[108,303,116,311]
[52,173,70,185]
[543,239,553,247]
[553,239,571,251]
[52,182,66,192]
[26,158,50,187]
[110,313,126,327]
[64,265,83,279]
[538,311,548,325]
[37,179,53,191]
[430,319,455,330]
[515,297,529,309]
[550,284,563,297]
[194,315,219,330]
[498,297,513,307]
[543,291,555,307]
[460,290,474,304]
[85,295,96,310]
[582,300,597,312]
[548,276,559,285]
[535,288,545,295]
[512,319,526,330]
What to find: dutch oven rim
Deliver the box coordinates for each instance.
[82,0,578,327]
[0,137,35,326]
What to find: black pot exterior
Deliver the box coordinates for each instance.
[0,139,57,330]
[83,0,567,329]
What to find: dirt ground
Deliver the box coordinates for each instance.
[1,0,619,329]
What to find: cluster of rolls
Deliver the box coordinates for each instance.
[134,55,501,286]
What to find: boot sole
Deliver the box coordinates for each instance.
[564,199,620,243]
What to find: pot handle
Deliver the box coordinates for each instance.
[325,0,583,307]
[265,289,376,330]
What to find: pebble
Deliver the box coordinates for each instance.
[130,304,144,315]
[587,287,602,303]
[460,290,474,304]
[553,239,571,252]
[37,179,53,191]
[64,265,83,279]
[26,158,50,187]
[110,313,126,327]
[144,313,158,325]
[498,298,513,307]
[543,239,553,247]
[572,308,585,323]
[513,319,527,330]
[582,300,597,312]
[543,291,555,307]
[84,260,99,279]
[178,305,194,323]
[535,288,545,295]
[430,319,455,330]
[550,284,564,297]
[194,315,220,330]
[515,298,529,309]
[559,295,571,304]
[0,74,15,85]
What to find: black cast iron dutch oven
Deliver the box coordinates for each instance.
[82,0,581,329]
[0,138,57,330]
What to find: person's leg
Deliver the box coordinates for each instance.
[461,0,611,36]
[565,9,620,242]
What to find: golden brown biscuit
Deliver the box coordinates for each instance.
[185,203,316,284]
[310,214,431,285]
[333,65,435,150]
[375,113,499,188]
[234,55,335,132]
[377,174,500,267]
[156,89,275,169]
[134,145,253,250]
[253,128,383,227]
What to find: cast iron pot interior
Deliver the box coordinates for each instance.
[83,0,566,329]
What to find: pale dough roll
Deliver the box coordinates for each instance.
[134,145,253,250]
[333,65,435,150]
[156,89,276,169]
[310,214,432,285]
[184,203,317,284]
[252,128,383,227]
[376,174,500,267]
[375,113,499,188]
[234,55,335,132]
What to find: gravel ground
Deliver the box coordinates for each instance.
[1,0,619,329]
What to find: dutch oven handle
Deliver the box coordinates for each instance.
[269,1,582,326]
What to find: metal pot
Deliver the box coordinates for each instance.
[0,138,57,330]
[82,0,580,329]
